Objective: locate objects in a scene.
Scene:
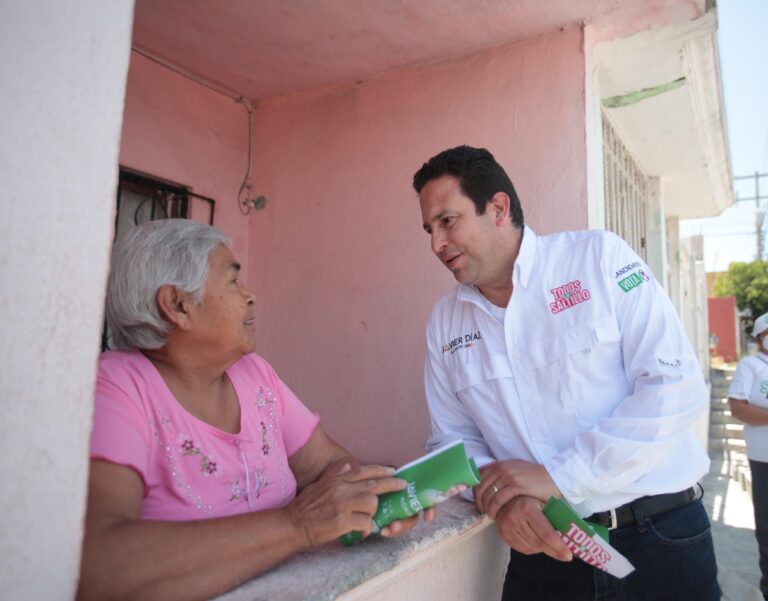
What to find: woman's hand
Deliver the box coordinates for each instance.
[381,509,435,537]
[380,483,466,537]
[285,461,407,546]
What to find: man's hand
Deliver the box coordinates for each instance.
[495,496,572,561]
[475,460,560,518]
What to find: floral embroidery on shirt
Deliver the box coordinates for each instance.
[253,385,290,498]
[229,478,244,501]
[256,387,274,455]
[149,419,214,517]
[252,468,268,497]
[228,468,269,502]
[260,421,270,455]
[178,434,219,476]
[201,456,218,476]
[256,386,275,407]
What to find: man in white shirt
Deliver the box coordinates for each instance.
[413,145,720,600]
[728,313,768,601]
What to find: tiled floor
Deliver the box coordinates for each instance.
[703,448,763,601]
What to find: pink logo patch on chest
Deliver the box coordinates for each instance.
[549,280,591,314]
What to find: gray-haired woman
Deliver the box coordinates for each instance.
[77,219,433,600]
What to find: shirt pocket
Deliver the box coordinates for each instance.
[447,354,513,392]
[523,316,625,426]
[446,355,515,439]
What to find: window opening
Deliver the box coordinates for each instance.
[602,114,648,263]
[102,170,217,350]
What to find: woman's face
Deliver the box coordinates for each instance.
[187,245,256,360]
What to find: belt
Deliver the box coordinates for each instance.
[585,487,697,530]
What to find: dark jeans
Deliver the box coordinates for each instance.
[501,499,720,601]
[750,459,768,600]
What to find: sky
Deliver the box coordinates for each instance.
[679,0,768,272]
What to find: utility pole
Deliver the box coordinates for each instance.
[734,172,768,260]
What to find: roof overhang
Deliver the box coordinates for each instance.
[132,0,705,100]
[595,12,733,219]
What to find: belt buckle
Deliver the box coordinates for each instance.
[608,507,618,530]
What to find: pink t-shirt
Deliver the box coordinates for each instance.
[90,350,320,520]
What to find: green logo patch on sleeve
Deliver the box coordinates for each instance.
[617,270,649,293]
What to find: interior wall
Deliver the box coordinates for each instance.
[119,53,253,270]
[247,27,588,465]
[0,1,135,598]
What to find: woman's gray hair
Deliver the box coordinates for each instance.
[106,219,231,350]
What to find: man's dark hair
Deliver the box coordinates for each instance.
[412,145,524,229]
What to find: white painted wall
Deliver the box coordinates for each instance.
[666,215,682,310]
[679,235,711,449]
[646,177,668,284]
[0,1,135,598]
[584,25,607,231]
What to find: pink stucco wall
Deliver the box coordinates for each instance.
[248,27,588,465]
[118,28,588,466]
[119,53,252,272]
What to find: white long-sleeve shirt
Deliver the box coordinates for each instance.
[424,226,710,517]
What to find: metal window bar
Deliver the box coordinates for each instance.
[602,115,648,262]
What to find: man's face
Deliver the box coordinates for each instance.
[419,175,501,288]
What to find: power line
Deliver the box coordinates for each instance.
[734,172,768,259]
[702,231,765,237]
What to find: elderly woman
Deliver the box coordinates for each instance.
[78,219,430,600]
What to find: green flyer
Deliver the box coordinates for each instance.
[340,439,480,546]
[543,497,635,578]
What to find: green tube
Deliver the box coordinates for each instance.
[340,440,481,546]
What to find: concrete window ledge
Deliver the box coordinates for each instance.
[215,497,508,601]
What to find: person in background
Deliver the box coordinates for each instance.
[412,145,720,600]
[78,219,432,601]
[728,312,768,601]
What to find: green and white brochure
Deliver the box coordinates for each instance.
[340,439,480,546]
[543,497,635,578]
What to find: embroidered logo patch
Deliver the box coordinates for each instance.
[617,270,649,293]
[550,280,591,314]
[657,357,681,368]
[760,380,768,396]
[442,330,483,354]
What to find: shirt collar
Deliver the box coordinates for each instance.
[515,225,537,289]
[455,224,537,305]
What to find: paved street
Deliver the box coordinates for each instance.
[704,448,763,600]
[706,366,763,601]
